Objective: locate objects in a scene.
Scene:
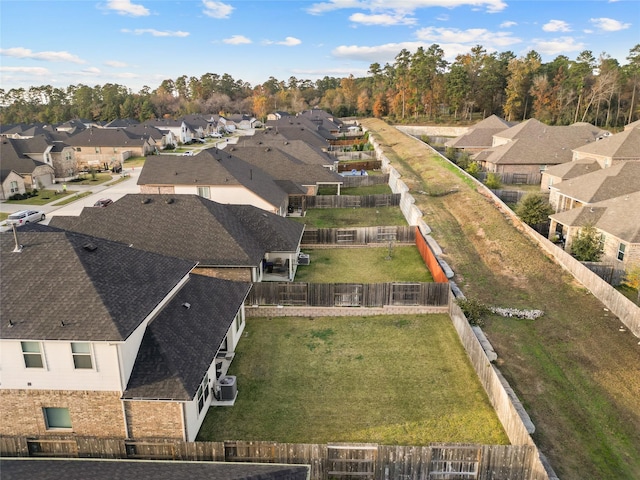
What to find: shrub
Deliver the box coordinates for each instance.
[466,161,481,178]
[485,172,502,189]
[456,297,490,327]
[571,224,604,262]
[515,193,554,226]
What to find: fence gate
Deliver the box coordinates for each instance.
[429,445,481,479]
[327,444,377,479]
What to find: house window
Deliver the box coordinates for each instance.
[10,181,19,193]
[43,407,72,429]
[76,147,82,152]
[95,147,100,154]
[235,313,242,332]
[197,186,211,199]
[71,342,93,369]
[196,373,210,413]
[617,243,626,261]
[21,341,44,368]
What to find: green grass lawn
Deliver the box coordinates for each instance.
[198,315,508,445]
[4,189,78,206]
[291,207,407,228]
[318,184,392,195]
[295,246,433,283]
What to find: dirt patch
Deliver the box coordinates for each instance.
[362,118,640,480]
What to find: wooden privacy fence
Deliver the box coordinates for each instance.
[306,194,400,209]
[1,437,543,480]
[302,225,415,245]
[477,172,542,185]
[247,282,450,307]
[340,174,389,188]
[337,159,382,171]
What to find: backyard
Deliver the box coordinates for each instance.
[198,314,508,445]
[360,118,640,480]
[294,246,433,283]
[290,206,407,228]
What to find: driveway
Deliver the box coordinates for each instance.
[0,168,142,231]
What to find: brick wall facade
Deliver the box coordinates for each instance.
[124,401,184,440]
[0,390,125,437]
[139,185,176,194]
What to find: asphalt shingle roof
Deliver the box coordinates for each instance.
[123,274,251,400]
[552,161,640,203]
[445,114,514,148]
[0,458,309,480]
[1,226,195,342]
[137,149,288,208]
[572,125,640,160]
[48,194,304,267]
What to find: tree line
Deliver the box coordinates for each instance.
[1,44,638,128]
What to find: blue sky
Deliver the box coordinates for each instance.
[1,0,638,92]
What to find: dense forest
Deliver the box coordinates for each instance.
[1,44,639,129]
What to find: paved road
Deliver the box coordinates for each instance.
[0,168,142,231]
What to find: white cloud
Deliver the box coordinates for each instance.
[104,0,149,17]
[264,37,302,46]
[0,47,85,64]
[307,0,507,15]
[349,12,417,26]
[500,20,517,28]
[104,60,128,68]
[332,41,478,64]
[223,35,252,45]
[81,67,102,75]
[0,66,50,76]
[415,26,521,47]
[531,36,586,56]
[122,29,189,37]
[589,17,631,32]
[202,0,234,19]
[543,20,571,32]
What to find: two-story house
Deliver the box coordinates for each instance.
[0,227,252,441]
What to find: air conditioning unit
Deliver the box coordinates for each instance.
[298,253,310,265]
[218,375,237,401]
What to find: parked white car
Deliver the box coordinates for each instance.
[7,209,45,226]
[183,151,194,156]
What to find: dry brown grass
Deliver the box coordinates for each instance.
[361,118,640,480]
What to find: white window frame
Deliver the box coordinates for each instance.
[197,186,211,199]
[71,342,94,369]
[21,341,45,369]
[617,243,626,261]
[43,407,72,430]
[196,373,210,413]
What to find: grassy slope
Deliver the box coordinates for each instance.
[198,315,507,445]
[360,118,640,480]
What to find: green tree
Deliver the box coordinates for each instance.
[570,224,604,262]
[466,161,481,178]
[485,172,502,189]
[515,193,553,226]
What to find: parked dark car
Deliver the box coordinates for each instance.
[93,198,113,207]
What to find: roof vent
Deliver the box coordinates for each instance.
[166,198,174,204]
[83,243,98,252]
[142,198,151,204]
[182,302,191,309]
[60,320,66,327]
[265,147,270,152]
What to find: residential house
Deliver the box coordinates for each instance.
[541,159,602,192]
[549,161,640,213]
[137,149,290,215]
[0,227,252,441]
[570,123,640,168]
[445,114,514,154]
[473,119,606,183]
[220,114,259,132]
[549,191,640,275]
[66,127,155,171]
[266,117,336,151]
[143,118,194,145]
[48,194,305,282]
[0,169,26,200]
[124,124,175,152]
[0,137,56,190]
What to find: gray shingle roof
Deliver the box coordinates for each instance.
[226,145,344,185]
[1,226,195,342]
[572,125,640,160]
[48,194,304,266]
[123,274,251,400]
[137,149,288,208]
[552,161,640,203]
[445,114,514,148]
[0,137,50,174]
[240,131,336,167]
[66,127,148,147]
[543,159,602,180]
[0,458,309,480]
[476,119,607,166]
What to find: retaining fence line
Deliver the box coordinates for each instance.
[301,225,414,245]
[340,174,389,187]
[305,193,400,209]
[1,436,545,480]
[247,282,450,308]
